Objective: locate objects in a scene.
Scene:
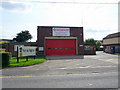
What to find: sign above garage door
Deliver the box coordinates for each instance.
[52,27,70,36]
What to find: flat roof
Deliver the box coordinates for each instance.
[37,26,83,28]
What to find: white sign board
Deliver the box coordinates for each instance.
[18,46,37,57]
[79,45,83,47]
[52,28,70,36]
[14,45,24,51]
[39,47,44,51]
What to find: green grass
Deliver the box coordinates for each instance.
[9,56,46,67]
[113,53,120,55]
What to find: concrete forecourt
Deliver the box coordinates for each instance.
[1,51,118,88]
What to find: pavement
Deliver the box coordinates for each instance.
[1,51,119,88]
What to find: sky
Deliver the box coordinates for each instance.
[0,0,119,42]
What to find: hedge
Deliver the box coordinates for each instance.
[0,52,11,68]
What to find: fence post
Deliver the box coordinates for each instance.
[26,56,28,61]
[17,46,19,63]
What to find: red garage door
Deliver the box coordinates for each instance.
[46,39,76,55]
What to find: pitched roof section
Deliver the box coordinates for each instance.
[0,39,12,41]
[9,42,37,45]
[103,32,120,39]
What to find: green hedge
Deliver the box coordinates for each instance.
[0,52,11,68]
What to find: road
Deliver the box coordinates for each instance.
[1,51,119,88]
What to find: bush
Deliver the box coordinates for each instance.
[0,52,11,68]
[2,44,6,48]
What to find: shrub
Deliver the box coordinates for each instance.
[0,52,11,68]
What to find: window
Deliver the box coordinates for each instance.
[48,48,52,49]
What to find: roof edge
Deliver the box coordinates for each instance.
[37,26,83,28]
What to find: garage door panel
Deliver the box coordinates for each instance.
[46,39,76,55]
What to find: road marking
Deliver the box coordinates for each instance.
[88,83,93,86]
[57,65,117,69]
[0,72,118,79]
[0,76,33,78]
[77,65,117,68]
[98,59,118,64]
[2,65,117,71]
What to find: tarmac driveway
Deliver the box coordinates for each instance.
[2,51,118,88]
[29,51,118,70]
[2,51,118,76]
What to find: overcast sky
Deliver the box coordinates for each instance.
[0,0,119,41]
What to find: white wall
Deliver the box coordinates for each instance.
[103,37,120,45]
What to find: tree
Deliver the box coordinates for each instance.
[13,30,32,42]
[85,38,96,45]
[85,38,102,51]
[95,40,102,50]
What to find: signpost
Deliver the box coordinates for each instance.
[14,45,24,51]
[16,46,37,62]
[17,46,19,63]
[18,46,37,57]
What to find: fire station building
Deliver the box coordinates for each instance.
[5,26,96,56]
[37,26,84,56]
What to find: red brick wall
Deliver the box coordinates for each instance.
[6,43,37,56]
[37,26,84,56]
[84,45,96,55]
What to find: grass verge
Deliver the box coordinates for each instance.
[113,53,120,55]
[9,56,46,67]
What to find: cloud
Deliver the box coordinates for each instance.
[31,0,119,4]
[84,29,117,40]
[46,2,118,40]
[0,0,32,13]
[1,24,38,41]
[41,2,117,30]
[1,0,118,41]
